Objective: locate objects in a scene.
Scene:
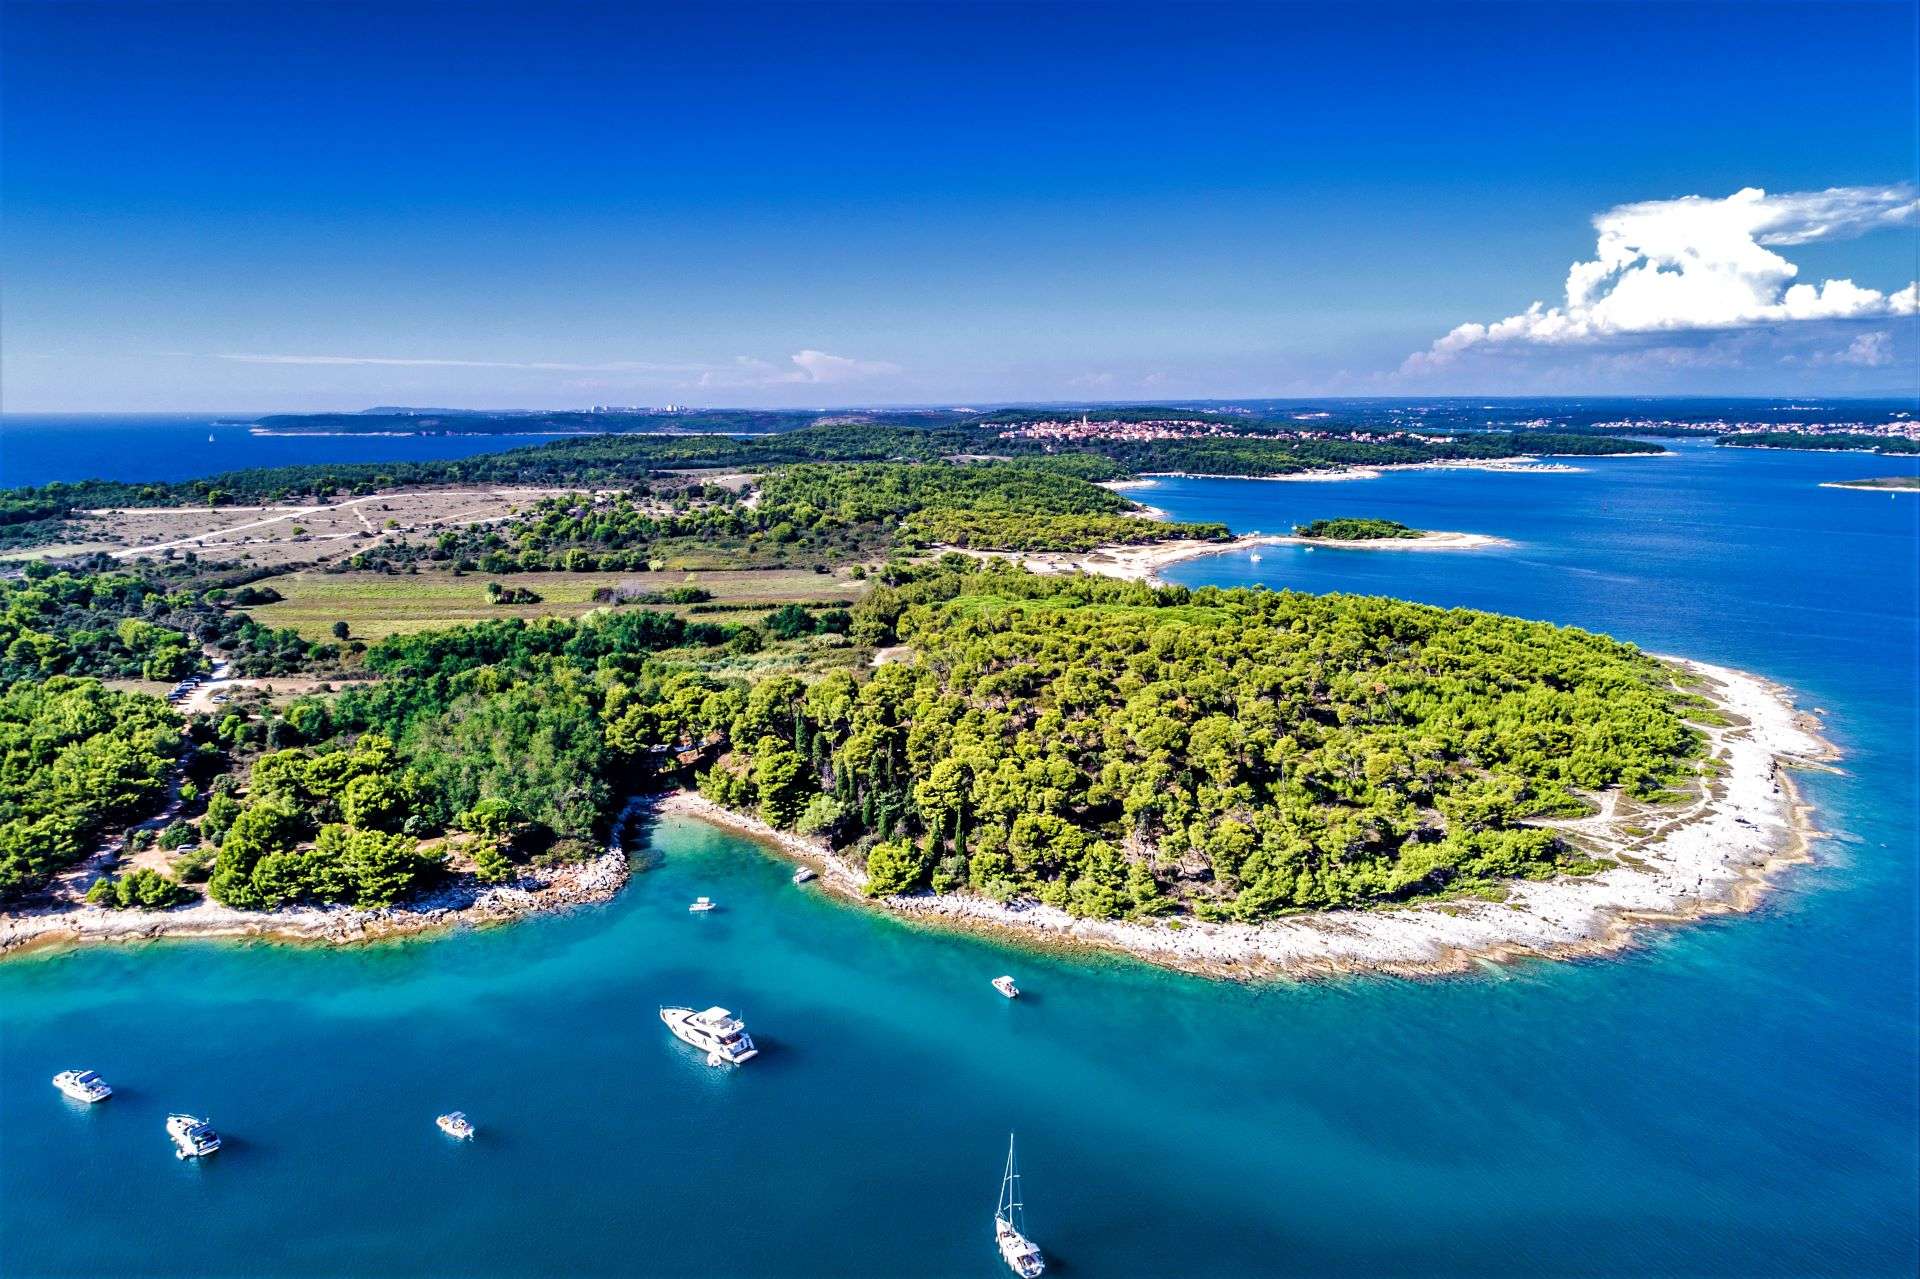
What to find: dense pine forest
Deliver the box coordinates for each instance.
[1717,432,1920,455]
[0,420,1708,919]
[1294,518,1423,540]
[700,563,1705,917]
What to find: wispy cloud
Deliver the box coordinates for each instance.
[1404,183,1919,372]
[213,349,903,387]
[215,353,712,373]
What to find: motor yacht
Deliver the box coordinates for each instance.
[436,1111,475,1140]
[52,1069,112,1103]
[659,1005,759,1065]
[166,1113,221,1159]
[992,975,1020,999]
[791,867,817,885]
[688,896,716,913]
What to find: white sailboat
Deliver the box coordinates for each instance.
[994,1133,1045,1277]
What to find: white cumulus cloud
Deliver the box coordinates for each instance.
[784,349,900,383]
[1405,184,1919,371]
[694,350,902,389]
[1811,331,1895,368]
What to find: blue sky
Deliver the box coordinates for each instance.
[3,0,1915,410]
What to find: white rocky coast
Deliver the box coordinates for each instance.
[669,659,1835,979]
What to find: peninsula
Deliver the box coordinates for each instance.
[0,422,1820,976]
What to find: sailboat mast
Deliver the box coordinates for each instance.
[1000,1133,1024,1228]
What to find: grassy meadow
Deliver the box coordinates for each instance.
[248,568,868,641]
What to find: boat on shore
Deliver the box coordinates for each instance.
[660,1005,759,1066]
[166,1113,221,1159]
[995,1133,1045,1276]
[992,975,1020,999]
[437,1111,475,1140]
[52,1069,112,1103]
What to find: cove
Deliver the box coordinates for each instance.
[3,440,1915,1276]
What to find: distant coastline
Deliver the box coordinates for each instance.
[249,428,779,439]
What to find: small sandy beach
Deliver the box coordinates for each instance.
[1136,456,1615,484]
[951,529,1509,582]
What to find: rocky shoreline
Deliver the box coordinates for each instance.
[11,654,1834,980]
[663,659,1837,980]
[0,799,644,959]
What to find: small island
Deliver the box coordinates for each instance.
[1821,476,1920,492]
[1293,517,1424,540]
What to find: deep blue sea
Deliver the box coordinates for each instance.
[0,414,574,487]
[2,430,1917,1276]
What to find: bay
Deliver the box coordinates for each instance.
[2,437,1916,1276]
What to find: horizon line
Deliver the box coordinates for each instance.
[5,391,1917,418]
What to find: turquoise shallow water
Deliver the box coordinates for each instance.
[3,440,1917,1276]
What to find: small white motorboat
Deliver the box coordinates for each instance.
[1248,553,1262,563]
[792,867,817,885]
[52,1069,112,1103]
[166,1113,221,1158]
[992,975,1020,999]
[660,1005,759,1065]
[688,896,716,913]
[437,1111,475,1140]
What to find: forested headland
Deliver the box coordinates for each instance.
[0,542,1712,925]
[0,421,1711,936]
[697,562,1707,919]
[1720,433,1920,455]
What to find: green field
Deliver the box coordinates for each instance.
[249,568,868,641]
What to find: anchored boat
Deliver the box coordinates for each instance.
[995,1133,1045,1277]
[52,1069,112,1103]
[688,896,716,913]
[660,1005,759,1066]
[166,1113,221,1159]
[437,1111,475,1140]
[792,867,817,885]
[992,975,1020,999]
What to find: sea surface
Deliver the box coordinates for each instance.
[0,414,576,487]
[3,433,1918,1276]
